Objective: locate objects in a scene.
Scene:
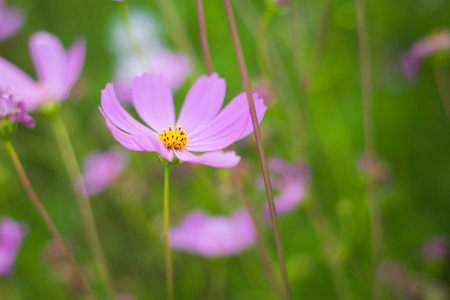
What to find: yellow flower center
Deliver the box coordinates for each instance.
[158,126,188,150]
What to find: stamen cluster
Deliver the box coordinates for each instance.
[158,126,188,150]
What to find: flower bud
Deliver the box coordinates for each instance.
[0,89,35,140]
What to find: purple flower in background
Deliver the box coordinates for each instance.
[116,294,135,300]
[0,217,27,276]
[422,236,449,262]
[259,157,310,216]
[0,31,86,111]
[170,209,256,257]
[114,52,191,103]
[402,30,450,80]
[0,88,35,128]
[0,0,24,42]
[100,73,266,168]
[79,148,128,196]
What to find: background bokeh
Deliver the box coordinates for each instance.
[1,0,450,299]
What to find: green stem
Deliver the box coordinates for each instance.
[223,1,292,299]
[49,114,116,299]
[163,164,174,300]
[3,140,97,300]
[354,0,383,297]
[118,1,150,70]
[433,66,450,120]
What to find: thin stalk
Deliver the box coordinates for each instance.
[163,164,174,300]
[231,171,285,300]
[49,114,116,299]
[3,140,96,300]
[196,0,213,75]
[433,66,450,120]
[223,1,293,299]
[153,0,197,62]
[118,1,150,70]
[354,0,383,298]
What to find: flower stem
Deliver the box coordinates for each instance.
[354,0,384,297]
[231,170,285,300]
[3,139,97,300]
[223,1,292,299]
[433,66,450,120]
[196,0,213,75]
[163,164,174,300]
[118,1,150,70]
[49,114,116,299]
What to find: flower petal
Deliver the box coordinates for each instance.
[0,8,24,42]
[29,31,67,98]
[0,57,43,111]
[100,107,143,151]
[61,38,86,99]
[176,73,225,136]
[101,83,151,135]
[133,134,174,162]
[174,150,241,168]
[132,73,175,133]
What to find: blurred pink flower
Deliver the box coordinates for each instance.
[79,148,128,196]
[0,0,24,42]
[170,209,257,257]
[0,31,86,111]
[100,72,266,168]
[0,217,27,276]
[114,52,191,103]
[0,88,35,128]
[402,30,450,80]
[422,236,449,262]
[260,157,310,216]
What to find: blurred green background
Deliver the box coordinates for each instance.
[1,0,450,299]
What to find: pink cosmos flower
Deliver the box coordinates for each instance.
[79,148,128,196]
[170,209,256,257]
[0,88,35,128]
[259,157,310,216]
[402,30,450,80]
[114,52,191,103]
[0,31,86,111]
[100,72,266,168]
[0,0,24,42]
[0,217,27,276]
[421,236,449,262]
[116,295,135,300]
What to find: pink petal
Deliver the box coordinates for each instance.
[176,73,225,136]
[133,134,174,162]
[101,83,152,135]
[0,217,27,276]
[170,209,256,257]
[185,112,251,152]
[174,150,240,168]
[0,7,24,42]
[132,73,175,133]
[0,57,43,111]
[264,183,306,216]
[100,107,144,151]
[29,31,67,99]
[61,38,86,99]
[189,93,265,143]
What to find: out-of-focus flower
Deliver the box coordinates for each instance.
[0,31,86,111]
[0,89,35,139]
[79,148,128,196]
[0,217,27,276]
[114,52,191,103]
[0,0,24,42]
[109,10,191,100]
[422,236,450,263]
[274,0,290,5]
[402,30,450,80]
[252,80,273,106]
[259,157,310,216]
[100,73,266,168]
[170,209,256,257]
